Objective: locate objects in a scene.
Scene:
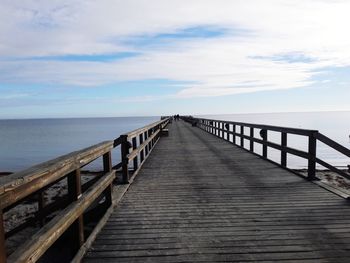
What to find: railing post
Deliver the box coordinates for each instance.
[262,130,268,158]
[148,129,152,150]
[281,132,287,167]
[250,127,254,152]
[139,133,144,163]
[225,123,229,141]
[158,124,162,139]
[103,151,113,206]
[0,210,6,263]
[220,122,223,138]
[232,125,236,144]
[221,122,223,138]
[103,151,112,172]
[308,132,317,180]
[67,168,84,252]
[132,137,138,171]
[121,135,130,184]
[144,131,148,155]
[240,125,244,147]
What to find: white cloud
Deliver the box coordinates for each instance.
[1,0,350,98]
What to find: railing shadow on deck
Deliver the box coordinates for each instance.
[0,118,169,263]
[182,116,350,181]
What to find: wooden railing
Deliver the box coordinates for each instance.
[0,118,169,263]
[182,116,350,181]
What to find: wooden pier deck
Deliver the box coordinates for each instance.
[84,120,350,262]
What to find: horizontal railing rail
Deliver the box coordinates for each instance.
[182,116,350,182]
[0,117,169,263]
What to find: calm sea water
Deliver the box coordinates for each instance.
[0,117,159,172]
[199,111,350,169]
[0,112,349,172]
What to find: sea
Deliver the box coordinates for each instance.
[0,116,159,172]
[0,111,349,173]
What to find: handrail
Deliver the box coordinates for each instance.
[8,171,115,263]
[182,116,350,181]
[0,117,170,263]
[316,132,350,158]
[120,118,169,183]
[125,119,169,139]
[0,141,114,209]
[198,117,318,136]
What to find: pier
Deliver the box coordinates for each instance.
[1,117,350,262]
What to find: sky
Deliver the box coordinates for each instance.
[1,0,350,119]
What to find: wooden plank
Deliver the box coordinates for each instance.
[85,120,350,262]
[139,133,144,163]
[316,132,350,158]
[132,137,138,171]
[71,173,136,263]
[249,127,254,151]
[127,130,160,161]
[0,211,5,263]
[8,171,115,263]
[281,132,287,167]
[316,158,350,180]
[113,136,122,147]
[144,131,149,156]
[120,135,129,184]
[200,123,310,159]
[68,169,84,250]
[0,141,113,209]
[196,117,318,136]
[262,129,268,158]
[232,124,236,144]
[103,151,113,206]
[308,132,317,180]
[126,119,168,139]
[103,151,112,173]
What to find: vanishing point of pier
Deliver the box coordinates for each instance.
[1,117,350,262]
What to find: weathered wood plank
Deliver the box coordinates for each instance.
[0,141,113,208]
[0,211,6,263]
[127,130,160,161]
[84,120,350,262]
[126,119,169,139]
[8,171,115,263]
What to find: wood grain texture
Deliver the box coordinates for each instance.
[84,121,350,263]
[0,141,114,209]
[8,171,115,263]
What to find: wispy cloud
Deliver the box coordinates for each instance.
[0,93,29,99]
[1,0,350,100]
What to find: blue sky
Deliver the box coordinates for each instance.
[1,0,350,118]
